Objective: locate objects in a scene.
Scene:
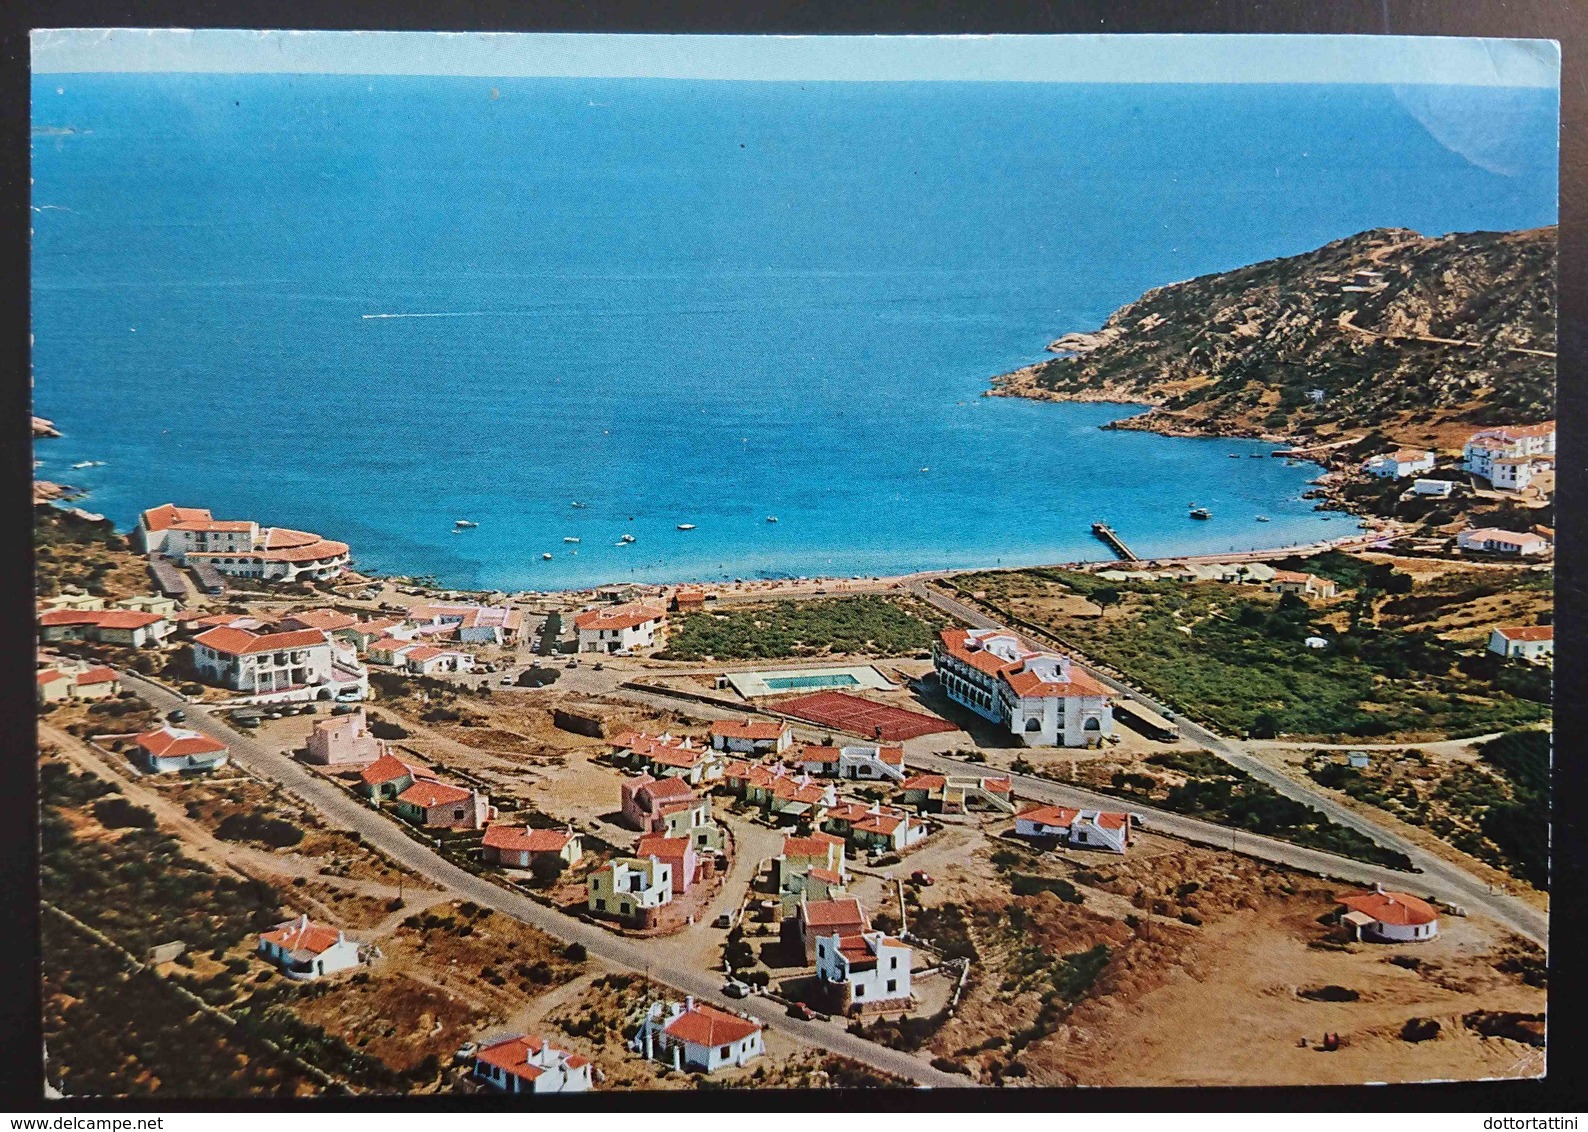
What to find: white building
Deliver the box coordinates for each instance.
[573,603,666,653]
[1489,457,1536,492]
[1488,626,1554,661]
[1413,479,1455,498]
[1363,449,1435,479]
[135,504,350,583]
[586,855,673,924]
[192,625,369,703]
[1337,886,1440,943]
[633,998,764,1073]
[408,603,523,645]
[709,719,793,756]
[1014,804,1134,854]
[814,930,912,1014]
[794,743,907,782]
[256,915,363,980]
[1457,528,1551,557]
[397,645,475,676]
[134,724,230,774]
[470,1034,592,1094]
[934,627,1112,747]
[1463,422,1555,482]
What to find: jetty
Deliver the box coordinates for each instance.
[1091,522,1139,562]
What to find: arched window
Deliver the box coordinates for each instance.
[1083,717,1101,731]
[1025,717,1042,732]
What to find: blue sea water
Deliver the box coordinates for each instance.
[30,75,1559,591]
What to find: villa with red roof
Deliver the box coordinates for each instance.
[774,831,847,892]
[1487,625,1554,661]
[36,664,120,705]
[408,603,523,645]
[1363,449,1435,479]
[482,824,583,871]
[613,731,726,786]
[134,723,230,774]
[37,608,171,648]
[470,1034,592,1094]
[709,719,793,756]
[636,834,699,894]
[1268,570,1339,599]
[257,914,363,980]
[793,742,907,782]
[277,609,360,634]
[1014,803,1135,854]
[192,624,368,703]
[1337,885,1440,943]
[934,627,1113,747]
[356,753,435,800]
[573,603,667,654]
[790,895,871,962]
[634,997,764,1073]
[395,779,495,830]
[899,772,1015,815]
[1457,527,1552,557]
[135,503,350,582]
[815,930,913,1015]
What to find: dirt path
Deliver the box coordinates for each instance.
[498,970,606,1035]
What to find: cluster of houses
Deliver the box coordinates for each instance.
[1461,421,1555,493]
[1090,561,1339,596]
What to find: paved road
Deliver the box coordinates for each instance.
[122,673,963,1088]
[905,582,1548,947]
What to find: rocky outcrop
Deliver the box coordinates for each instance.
[33,416,61,438]
[989,227,1556,445]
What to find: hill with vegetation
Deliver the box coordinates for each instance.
[990,226,1555,450]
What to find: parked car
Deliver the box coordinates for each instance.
[592,662,604,671]
[331,704,354,716]
[298,703,318,715]
[266,711,283,720]
[500,674,514,685]
[786,1001,817,1021]
[909,870,935,887]
[165,709,186,723]
[714,912,733,929]
[722,980,749,999]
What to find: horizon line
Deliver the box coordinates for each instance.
[30,31,1561,88]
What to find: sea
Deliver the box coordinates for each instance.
[30,75,1559,592]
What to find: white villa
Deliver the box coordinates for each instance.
[1363,449,1435,479]
[633,998,764,1073]
[793,742,907,782]
[1014,803,1136,854]
[814,930,913,1015]
[933,627,1113,747]
[134,724,230,774]
[586,856,673,925]
[1463,422,1555,486]
[1337,886,1440,943]
[192,625,369,703]
[471,1034,592,1094]
[573,603,666,653]
[256,915,363,980]
[1457,528,1551,557]
[1487,625,1554,661]
[135,504,350,583]
[1413,478,1455,498]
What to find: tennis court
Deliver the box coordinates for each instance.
[769,690,957,742]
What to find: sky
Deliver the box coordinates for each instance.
[30,30,1560,87]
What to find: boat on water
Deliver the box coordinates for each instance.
[620,533,636,543]
[563,536,581,543]
[614,540,630,547]
[1190,507,1212,520]
[570,501,588,509]
[766,516,778,523]
[919,466,930,473]
[541,552,553,560]
[1227,453,1242,459]
[1255,515,1271,522]
[677,524,696,531]
[454,519,478,529]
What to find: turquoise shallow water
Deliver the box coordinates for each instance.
[31,75,1558,590]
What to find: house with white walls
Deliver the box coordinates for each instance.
[1014,803,1135,854]
[470,1034,592,1094]
[256,915,363,980]
[632,998,764,1073]
[934,627,1113,747]
[1487,625,1554,661]
[814,930,913,1015]
[573,603,667,653]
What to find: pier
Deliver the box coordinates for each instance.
[1091,522,1139,562]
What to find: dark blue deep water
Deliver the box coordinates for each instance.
[31,75,1558,590]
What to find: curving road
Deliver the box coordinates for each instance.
[905,582,1548,947]
[119,673,965,1088]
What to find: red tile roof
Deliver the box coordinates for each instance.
[783,833,844,858]
[711,720,789,741]
[572,603,665,632]
[36,669,68,685]
[1339,890,1439,927]
[939,627,1109,699]
[140,504,213,533]
[482,825,576,854]
[661,1002,762,1047]
[638,776,696,802]
[1493,625,1553,642]
[194,626,329,655]
[1018,804,1081,828]
[637,834,691,859]
[283,609,359,632]
[259,915,344,956]
[475,1035,588,1081]
[359,753,429,786]
[39,610,165,630]
[135,724,227,758]
[76,666,119,686]
[397,780,474,808]
[801,896,869,932]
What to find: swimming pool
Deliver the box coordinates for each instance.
[763,672,861,691]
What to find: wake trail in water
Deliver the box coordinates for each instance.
[362,311,500,320]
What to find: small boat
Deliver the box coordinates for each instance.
[1227,453,1242,459]
[676,524,696,531]
[919,466,930,473]
[619,533,636,543]
[541,552,553,560]
[563,537,581,543]
[1255,515,1271,522]
[766,516,778,523]
[1190,507,1212,520]
[1248,453,1265,459]
[570,501,588,509]
[614,540,630,547]
[70,460,95,469]
[454,519,478,529]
